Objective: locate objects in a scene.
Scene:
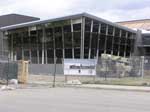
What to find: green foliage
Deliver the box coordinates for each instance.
[46,20,71,28]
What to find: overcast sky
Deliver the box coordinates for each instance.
[0,0,150,22]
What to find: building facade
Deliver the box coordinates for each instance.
[0,13,141,74]
[0,13,137,64]
[118,19,150,56]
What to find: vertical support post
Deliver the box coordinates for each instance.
[111,27,115,55]
[53,56,56,88]
[21,32,24,60]
[104,24,108,54]
[1,31,4,56]
[81,17,85,59]
[6,57,9,86]
[141,56,144,79]
[62,26,65,59]
[28,28,32,63]
[11,33,13,61]
[36,26,40,64]
[42,25,45,64]
[45,49,47,64]
[124,32,128,57]
[96,23,101,60]
[52,26,56,88]
[118,30,122,56]
[71,19,74,59]
[88,20,93,59]
[130,34,134,58]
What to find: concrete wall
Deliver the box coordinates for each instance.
[134,30,143,56]
[29,64,64,75]
[0,31,3,53]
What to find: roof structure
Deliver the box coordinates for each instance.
[0,13,137,33]
[117,19,150,31]
[0,14,40,28]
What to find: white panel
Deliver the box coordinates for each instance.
[29,26,36,31]
[72,18,82,24]
[64,59,97,76]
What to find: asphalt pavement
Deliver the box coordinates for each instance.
[0,88,150,112]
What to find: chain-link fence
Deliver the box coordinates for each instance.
[26,56,150,87]
[0,52,18,85]
[97,57,143,78]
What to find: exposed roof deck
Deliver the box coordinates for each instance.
[0,14,40,28]
[0,13,137,33]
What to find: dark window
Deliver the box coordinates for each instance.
[31,49,38,64]
[108,25,114,35]
[84,48,89,59]
[73,32,81,48]
[56,49,63,58]
[65,49,72,58]
[74,48,80,58]
[115,28,120,37]
[119,45,125,57]
[84,32,90,48]
[99,34,106,50]
[64,32,72,48]
[47,49,54,64]
[100,23,107,34]
[93,21,99,33]
[24,50,30,61]
[54,27,63,48]
[63,25,71,32]
[106,36,113,51]
[73,23,81,31]
[16,49,22,60]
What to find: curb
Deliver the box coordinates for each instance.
[64,84,150,92]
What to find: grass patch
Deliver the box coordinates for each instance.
[82,77,150,86]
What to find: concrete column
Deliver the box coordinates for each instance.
[81,17,85,59]
[42,26,45,64]
[124,32,128,57]
[117,30,122,56]
[0,31,4,55]
[45,49,47,64]
[104,25,108,54]
[28,29,32,63]
[96,23,101,60]
[36,26,39,64]
[62,26,65,59]
[21,33,24,60]
[88,20,93,59]
[111,27,115,55]
[37,49,39,64]
[71,19,74,59]
[133,30,142,56]
[11,33,14,61]
[53,27,56,63]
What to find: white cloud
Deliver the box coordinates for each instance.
[0,0,150,22]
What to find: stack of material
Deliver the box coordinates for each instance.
[17,60,29,84]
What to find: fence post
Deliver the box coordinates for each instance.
[52,57,57,88]
[141,56,144,79]
[6,57,9,86]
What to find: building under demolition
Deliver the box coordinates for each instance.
[0,13,143,74]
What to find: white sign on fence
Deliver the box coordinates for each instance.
[64,59,97,76]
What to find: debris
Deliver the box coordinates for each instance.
[66,80,82,85]
[0,85,15,91]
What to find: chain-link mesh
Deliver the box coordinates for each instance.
[22,56,150,87]
[0,52,18,84]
